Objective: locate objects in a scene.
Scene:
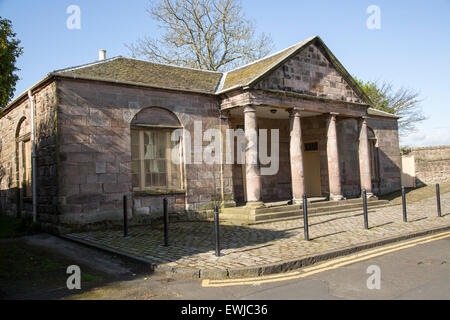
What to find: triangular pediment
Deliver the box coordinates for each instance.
[253,41,366,104]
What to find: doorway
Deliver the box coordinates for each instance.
[303,141,321,197]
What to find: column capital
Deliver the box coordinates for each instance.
[220,110,231,120]
[289,107,304,117]
[243,105,257,113]
[358,116,369,128]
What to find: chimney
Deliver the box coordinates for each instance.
[98,49,106,61]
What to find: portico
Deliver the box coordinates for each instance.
[222,97,374,208]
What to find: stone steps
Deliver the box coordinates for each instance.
[248,202,390,225]
[220,198,391,225]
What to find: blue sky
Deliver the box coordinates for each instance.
[1,0,449,147]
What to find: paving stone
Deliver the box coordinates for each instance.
[65,193,450,274]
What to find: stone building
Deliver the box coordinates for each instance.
[0,36,401,232]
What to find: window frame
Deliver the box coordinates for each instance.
[369,138,380,182]
[131,127,184,192]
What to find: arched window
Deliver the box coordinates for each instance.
[367,127,379,181]
[130,107,183,191]
[16,117,32,197]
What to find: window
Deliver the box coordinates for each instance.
[367,127,379,181]
[22,139,32,197]
[304,142,319,152]
[369,140,379,181]
[16,117,32,199]
[131,129,182,191]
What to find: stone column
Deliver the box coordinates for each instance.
[220,110,237,208]
[244,105,264,208]
[289,108,306,204]
[359,117,373,196]
[326,113,344,201]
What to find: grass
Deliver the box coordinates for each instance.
[81,273,101,283]
[0,215,41,239]
[0,244,65,280]
[380,181,450,205]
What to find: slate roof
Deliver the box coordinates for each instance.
[52,57,223,94]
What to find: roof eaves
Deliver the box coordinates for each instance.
[367,107,399,119]
[2,74,54,113]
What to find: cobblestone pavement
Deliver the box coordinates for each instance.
[65,193,450,275]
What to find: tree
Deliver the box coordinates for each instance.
[127,0,273,71]
[355,78,426,136]
[0,17,23,109]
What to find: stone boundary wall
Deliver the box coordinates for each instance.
[404,145,450,186]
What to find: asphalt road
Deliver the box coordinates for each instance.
[4,232,449,300]
[165,234,450,300]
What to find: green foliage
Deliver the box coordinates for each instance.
[17,215,41,234]
[0,244,65,280]
[354,77,426,136]
[400,146,411,155]
[0,215,41,239]
[0,17,23,109]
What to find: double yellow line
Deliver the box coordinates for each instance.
[202,230,450,287]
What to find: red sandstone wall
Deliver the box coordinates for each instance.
[55,78,231,228]
[367,116,402,195]
[0,82,58,228]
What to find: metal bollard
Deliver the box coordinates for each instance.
[163,198,169,247]
[363,189,369,230]
[214,205,221,257]
[402,186,408,222]
[303,194,310,241]
[437,184,442,217]
[123,195,128,237]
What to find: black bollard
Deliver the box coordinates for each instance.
[163,198,169,247]
[437,184,442,217]
[303,194,310,241]
[402,186,408,222]
[123,195,128,237]
[363,189,369,230]
[214,205,221,257]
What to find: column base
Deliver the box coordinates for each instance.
[329,194,345,201]
[221,200,237,208]
[361,192,375,199]
[291,198,303,205]
[245,201,265,209]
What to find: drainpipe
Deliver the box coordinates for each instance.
[218,113,225,206]
[27,90,37,223]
